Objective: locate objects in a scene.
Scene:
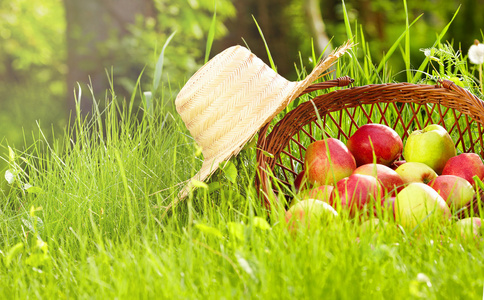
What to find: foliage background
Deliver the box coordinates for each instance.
[0,0,484,151]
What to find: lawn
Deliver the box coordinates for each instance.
[1,15,484,299]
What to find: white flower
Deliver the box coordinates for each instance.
[423,48,431,57]
[468,40,484,65]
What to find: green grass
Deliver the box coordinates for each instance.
[2,9,484,299]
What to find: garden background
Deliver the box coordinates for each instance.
[2,0,483,151]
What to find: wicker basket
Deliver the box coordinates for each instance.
[255,76,484,217]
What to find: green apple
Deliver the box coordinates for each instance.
[403,124,456,174]
[395,162,438,184]
[285,199,338,231]
[394,182,451,230]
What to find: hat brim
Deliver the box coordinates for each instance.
[177,41,353,200]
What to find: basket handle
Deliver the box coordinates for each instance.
[439,79,460,90]
[299,75,354,96]
[439,79,481,100]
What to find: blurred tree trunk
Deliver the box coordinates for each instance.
[63,0,154,116]
[215,0,295,77]
[304,0,332,57]
[358,0,385,41]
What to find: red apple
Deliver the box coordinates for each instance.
[346,123,403,166]
[442,153,484,186]
[381,195,396,218]
[293,170,307,193]
[304,138,356,186]
[329,174,384,216]
[353,163,405,196]
[428,175,475,210]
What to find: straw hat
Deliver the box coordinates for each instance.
[175,42,352,199]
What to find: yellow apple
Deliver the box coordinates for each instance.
[395,162,437,184]
[394,182,451,230]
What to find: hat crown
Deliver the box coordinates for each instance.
[176,46,295,161]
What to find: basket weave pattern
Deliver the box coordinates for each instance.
[256,77,484,215]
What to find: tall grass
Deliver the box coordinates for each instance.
[0,6,484,300]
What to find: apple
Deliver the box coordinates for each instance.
[403,124,456,174]
[346,123,403,166]
[454,217,482,238]
[428,175,475,210]
[394,182,451,230]
[293,170,307,193]
[395,162,437,184]
[381,195,396,218]
[290,185,334,208]
[390,160,406,170]
[442,153,484,186]
[305,138,356,186]
[329,174,383,216]
[353,163,405,196]
[285,199,338,231]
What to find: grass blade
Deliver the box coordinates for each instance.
[342,0,353,40]
[153,31,177,94]
[205,6,217,64]
[252,15,276,71]
[404,0,411,82]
